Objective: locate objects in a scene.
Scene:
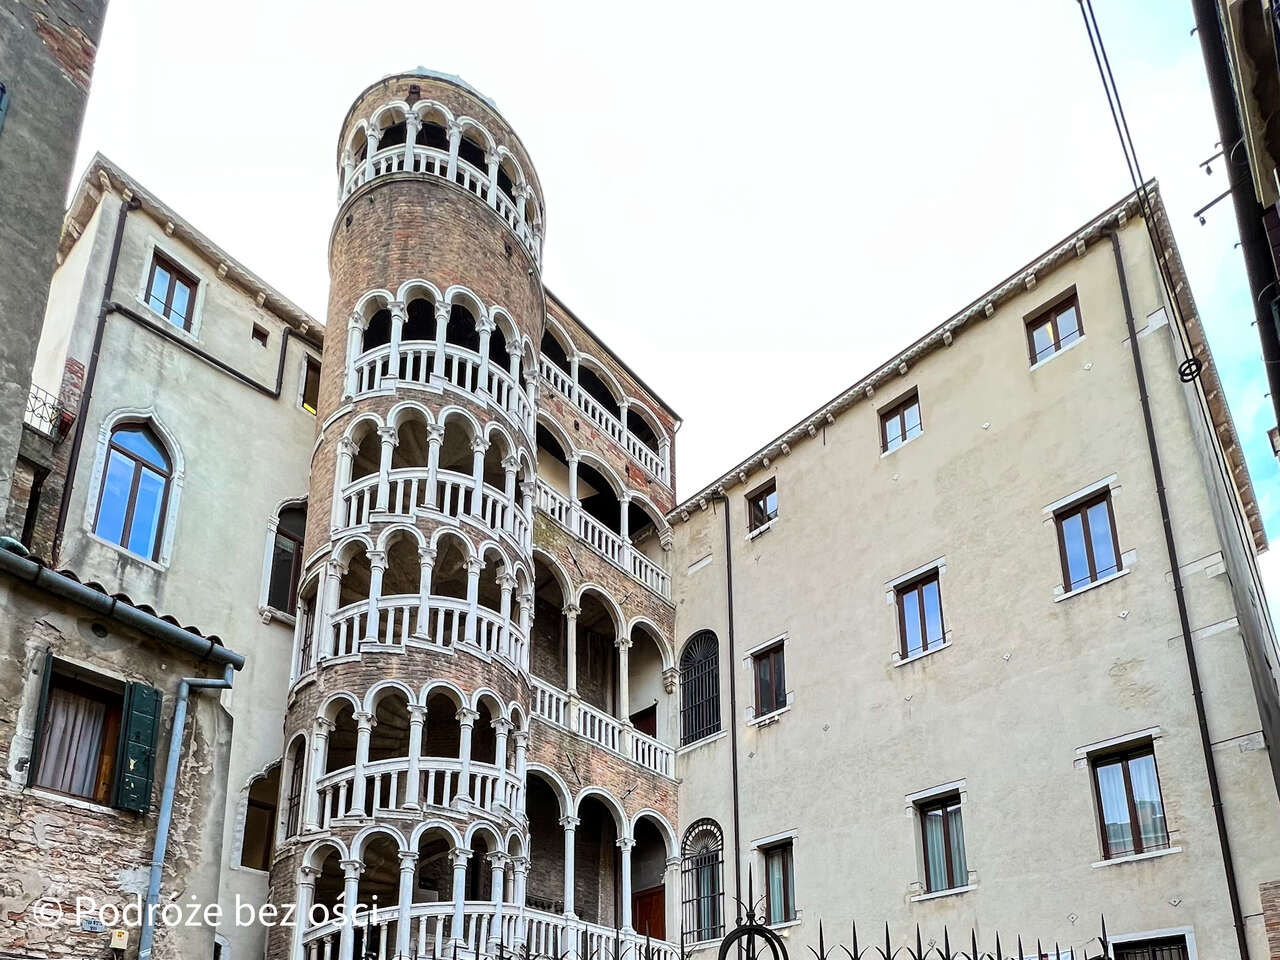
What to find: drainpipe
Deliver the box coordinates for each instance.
[53,195,139,561]
[1107,229,1249,960]
[137,662,237,960]
[714,492,745,916]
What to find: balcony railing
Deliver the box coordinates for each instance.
[351,340,535,443]
[24,384,60,437]
[535,481,671,600]
[303,901,678,960]
[539,357,668,483]
[327,594,525,675]
[314,756,520,829]
[342,144,541,267]
[531,678,674,778]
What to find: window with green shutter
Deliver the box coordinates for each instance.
[27,656,161,812]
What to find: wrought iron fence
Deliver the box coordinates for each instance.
[24,384,61,437]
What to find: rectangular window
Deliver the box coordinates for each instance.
[918,794,967,892]
[1026,291,1083,364]
[302,357,321,415]
[880,390,922,452]
[763,840,795,924]
[746,479,778,532]
[1091,744,1169,859]
[752,643,786,717]
[27,654,163,812]
[896,571,944,658]
[1055,491,1120,592]
[251,323,269,347]
[145,252,197,330]
[1114,937,1188,960]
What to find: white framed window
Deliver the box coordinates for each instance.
[136,237,208,341]
[905,779,974,899]
[260,499,307,620]
[82,408,184,569]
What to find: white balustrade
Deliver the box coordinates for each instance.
[577,509,626,567]
[302,900,678,960]
[342,145,541,265]
[531,678,567,727]
[384,468,431,517]
[534,479,570,526]
[576,699,621,752]
[339,474,379,528]
[368,595,419,647]
[630,550,671,600]
[314,756,520,827]
[629,728,674,778]
[538,357,669,483]
[329,601,366,658]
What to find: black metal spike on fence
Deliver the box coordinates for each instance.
[941,926,951,960]
[1099,914,1108,952]
[915,924,923,960]
[847,919,860,960]
[970,928,978,960]
[1017,935,1023,960]
[994,932,1002,960]
[884,921,892,960]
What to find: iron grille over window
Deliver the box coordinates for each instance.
[284,737,305,837]
[680,631,721,746]
[1114,937,1188,960]
[681,819,724,944]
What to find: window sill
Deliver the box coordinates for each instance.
[747,705,790,727]
[677,729,727,756]
[892,639,952,667]
[910,884,975,903]
[1091,846,1181,869]
[767,918,802,932]
[746,518,777,541]
[1053,568,1130,602]
[881,430,924,458]
[134,295,200,343]
[260,606,296,626]
[24,786,127,817]
[85,530,168,571]
[1029,333,1087,372]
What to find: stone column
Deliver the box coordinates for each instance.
[415,546,435,641]
[566,453,580,531]
[339,858,364,960]
[469,437,488,520]
[501,457,519,533]
[512,730,529,817]
[449,848,471,947]
[485,150,501,208]
[376,428,397,512]
[497,572,516,662]
[364,127,381,182]
[446,121,462,182]
[516,591,533,673]
[477,318,495,396]
[491,717,512,781]
[303,718,333,832]
[363,550,387,643]
[345,313,364,399]
[319,559,345,659]
[617,837,635,933]
[403,113,420,172]
[456,707,479,806]
[487,852,508,951]
[332,437,358,530]
[560,815,580,918]
[425,423,444,509]
[564,603,580,698]
[619,491,632,571]
[348,711,375,816]
[616,636,632,724]
[463,557,483,646]
[569,355,581,407]
[386,300,406,386]
[395,849,418,960]
[340,150,355,198]
[404,704,426,811]
[663,856,681,945]
[659,437,671,480]
[511,856,530,947]
[292,865,319,960]
[432,301,451,381]
[520,480,536,554]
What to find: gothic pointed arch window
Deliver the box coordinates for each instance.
[680,630,721,746]
[681,818,724,944]
[92,422,173,561]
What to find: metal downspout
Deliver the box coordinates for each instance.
[1107,229,1249,959]
[137,662,236,960]
[716,493,745,916]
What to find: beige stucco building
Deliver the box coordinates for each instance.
[0,68,1277,960]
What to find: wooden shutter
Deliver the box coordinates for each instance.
[25,649,54,788]
[112,682,163,812]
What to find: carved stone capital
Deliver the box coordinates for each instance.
[662,667,679,694]
[562,603,580,620]
[456,707,480,726]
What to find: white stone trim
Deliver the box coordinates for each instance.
[686,553,713,575]
[1105,926,1196,960]
[1090,846,1182,869]
[879,428,924,458]
[1073,726,1162,761]
[746,517,776,541]
[884,556,947,595]
[892,638,953,667]
[1028,332,1088,372]
[904,778,967,807]
[908,883,975,902]
[258,497,307,619]
[1052,567,1131,602]
[82,406,185,569]
[1041,474,1120,515]
[743,632,788,660]
[749,829,798,849]
[135,235,209,342]
[675,729,727,756]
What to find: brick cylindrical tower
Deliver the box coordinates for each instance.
[270,69,545,960]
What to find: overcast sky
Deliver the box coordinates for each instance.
[73,2,1278,549]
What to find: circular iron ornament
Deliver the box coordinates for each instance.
[717,919,789,960]
[1178,357,1202,382]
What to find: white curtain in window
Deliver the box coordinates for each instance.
[35,686,107,798]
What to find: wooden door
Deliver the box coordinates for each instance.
[633,885,665,940]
